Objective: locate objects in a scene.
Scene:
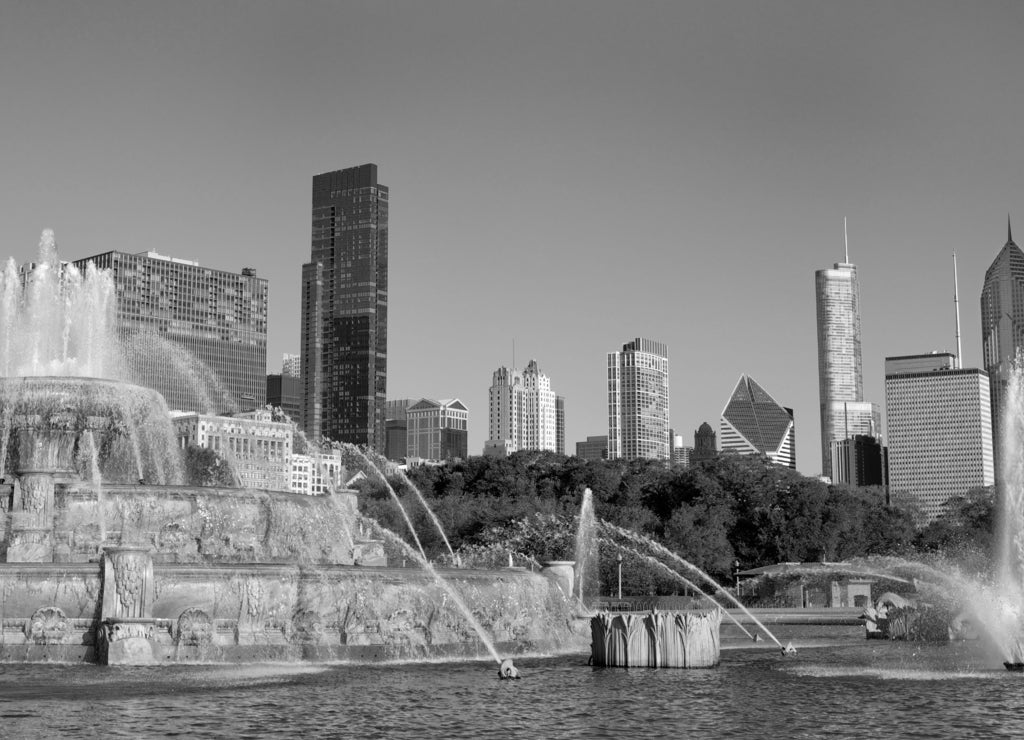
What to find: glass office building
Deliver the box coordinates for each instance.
[300,164,388,449]
[72,250,267,414]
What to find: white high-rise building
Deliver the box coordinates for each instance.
[607,338,670,461]
[885,353,994,523]
[282,353,301,378]
[484,360,557,456]
[815,229,880,477]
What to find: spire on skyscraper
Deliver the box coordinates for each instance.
[1010,214,1015,246]
[844,217,849,264]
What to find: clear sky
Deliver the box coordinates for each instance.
[2,1,1022,474]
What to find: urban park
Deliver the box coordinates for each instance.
[1,231,1024,738]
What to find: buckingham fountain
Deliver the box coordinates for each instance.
[0,231,585,666]
[9,230,1024,675]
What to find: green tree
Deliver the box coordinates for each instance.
[183,445,236,487]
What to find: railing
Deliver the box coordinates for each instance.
[592,596,709,612]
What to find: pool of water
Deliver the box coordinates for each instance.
[1,640,1022,739]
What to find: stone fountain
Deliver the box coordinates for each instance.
[0,231,585,665]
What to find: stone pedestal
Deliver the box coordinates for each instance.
[590,609,722,668]
[100,547,157,665]
[102,547,154,619]
[8,475,57,562]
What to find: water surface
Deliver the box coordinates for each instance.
[0,641,1021,739]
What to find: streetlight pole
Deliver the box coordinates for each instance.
[734,559,741,597]
[617,554,623,600]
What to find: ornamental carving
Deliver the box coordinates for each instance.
[21,479,48,514]
[112,552,145,613]
[291,610,324,644]
[176,608,213,647]
[26,606,70,645]
[245,578,264,618]
[104,621,154,642]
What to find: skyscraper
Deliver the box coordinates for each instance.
[719,374,796,468]
[555,395,566,456]
[885,353,994,523]
[815,229,880,477]
[72,250,267,413]
[266,373,301,423]
[484,360,557,455]
[406,398,469,461]
[300,164,388,448]
[981,217,1024,465]
[282,353,301,378]
[831,435,887,489]
[384,398,414,462]
[607,337,670,461]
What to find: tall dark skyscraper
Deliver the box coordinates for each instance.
[981,217,1024,466]
[300,164,388,448]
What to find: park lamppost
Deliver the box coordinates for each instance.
[733,559,741,596]
[617,554,623,600]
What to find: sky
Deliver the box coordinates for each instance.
[2,0,1023,475]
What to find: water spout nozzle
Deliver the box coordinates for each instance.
[498,658,520,680]
[782,642,797,656]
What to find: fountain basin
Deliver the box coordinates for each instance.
[0,376,182,485]
[0,559,588,664]
[590,610,722,667]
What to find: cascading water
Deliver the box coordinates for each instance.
[573,488,597,605]
[616,542,759,640]
[348,446,430,560]
[599,519,786,649]
[361,516,503,665]
[0,230,124,380]
[392,465,455,560]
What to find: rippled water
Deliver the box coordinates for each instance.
[1,641,1023,739]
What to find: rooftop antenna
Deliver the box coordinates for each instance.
[953,252,963,369]
[844,217,849,264]
[512,338,516,371]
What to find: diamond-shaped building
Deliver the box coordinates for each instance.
[720,375,795,469]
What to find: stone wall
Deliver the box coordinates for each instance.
[48,485,358,565]
[0,559,588,665]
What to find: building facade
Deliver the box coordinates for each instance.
[282,353,301,378]
[607,338,670,461]
[485,360,557,455]
[555,396,566,456]
[266,373,301,424]
[885,353,994,523]
[407,398,468,461]
[815,250,880,477]
[72,250,267,414]
[691,422,718,464]
[575,435,608,461]
[830,434,888,489]
[671,433,693,468]
[290,449,345,496]
[300,164,388,449]
[720,375,796,468]
[384,399,414,461]
[173,408,292,491]
[981,219,1024,469]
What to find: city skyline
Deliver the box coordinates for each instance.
[3,2,1023,474]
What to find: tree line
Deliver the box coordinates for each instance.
[356,450,995,594]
